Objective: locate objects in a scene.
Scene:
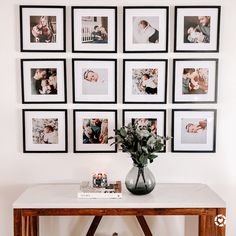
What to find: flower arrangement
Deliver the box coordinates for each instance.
[109,121,169,166]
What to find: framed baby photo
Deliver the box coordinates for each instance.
[72,59,117,103]
[72,6,117,53]
[21,59,67,104]
[171,109,217,152]
[173,58,218,103]
[20,5,66,52]
[123,59,167,103]
[174,6,221,52]
[73,110,117,153]
[123,6,169,53]
[123,109,167,152]
[22,109,68,153]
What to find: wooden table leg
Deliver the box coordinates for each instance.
[136,216,152,236]
[86,216,103,236]
[199,215,216,236]
[216,208,226,236]
[14,209,23,236]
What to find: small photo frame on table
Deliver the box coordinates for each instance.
[21,59,67,103]
[72,7,117,53]
[73,110,117,153]
[123,59,167,103]
[173,59,218,103]
[123,6,169,53]
[20,5,66,52]
[123,109,166,152]
[22,109,68,153]
[72,59,117,103]
[174,6,221,52]
[172,109,217,152]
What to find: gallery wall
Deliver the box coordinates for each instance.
[0,0,236,235]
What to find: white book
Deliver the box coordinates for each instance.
[77,181,122,199]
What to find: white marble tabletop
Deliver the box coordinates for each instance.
[13,183,226,209]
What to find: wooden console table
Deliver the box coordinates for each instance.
[13,183,226,236]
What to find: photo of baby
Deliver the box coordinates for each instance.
[133,16,159,44]
[32,118,58,144]
[184,16,211,43]
[81,16,108,44]
[132,118,157,136]
[82,68,108,95]
[181,118,207,144]
[132,68,158,95]
[30,16,56,43]
[31,68,57,95]
[82,118,108,144]
[182,68,209,94]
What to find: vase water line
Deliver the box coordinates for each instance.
[125,163,156,195]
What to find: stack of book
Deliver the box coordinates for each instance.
[77,181,122,199]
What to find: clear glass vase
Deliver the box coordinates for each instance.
[125,163,156,195]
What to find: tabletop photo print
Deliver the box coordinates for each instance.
[22,109,68,153]
[172,109,217,152]
[20,5,66,52]
[73,59,117,103]
[21,59,67,103]
[73,110,117,153]
[174,6,221,52]
[123,59,167,103]
[173,59,218,103]
[123,109,166,152]
[72,7,117,52]
[123,6,169,53]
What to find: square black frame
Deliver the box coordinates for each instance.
[72,6,117,53]
[172,58,218,103]
[73,109,117,153]
[171,109,217,153]
[123,6,169,53]
[72,58,117,104]
[20,5,66,52]
[122,109,167,152]
[21,58,67,104]
[123,59,168,104]
[174,6,221,53]
[22,109,68,153]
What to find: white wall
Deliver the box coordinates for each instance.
[0,0,235,235]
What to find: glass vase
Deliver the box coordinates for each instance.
[125,163,156,195]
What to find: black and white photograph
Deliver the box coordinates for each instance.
[21,59,66,103]
[124,7,168,52]
[73,110,117,153]
[173,59,218,103]
[123,59,167,103]
[174,6,221,52]
[73,59,117,103]
[20,5,65,52]
[22,109,67,153]
[72,7,117,52]
[172,109,216,152]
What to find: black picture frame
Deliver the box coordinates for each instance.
[123,6,169,53]
[21,59,67,104]
[172,58,218,103]
[123,109,167,152]
[20,5,66,52]
[72,6,117,53]
[123,59,167,104]
[73,110,117,153]
[22,109,68,153]
[174,6,221,52]
[72,59,117,103]
[171,109,217,153]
